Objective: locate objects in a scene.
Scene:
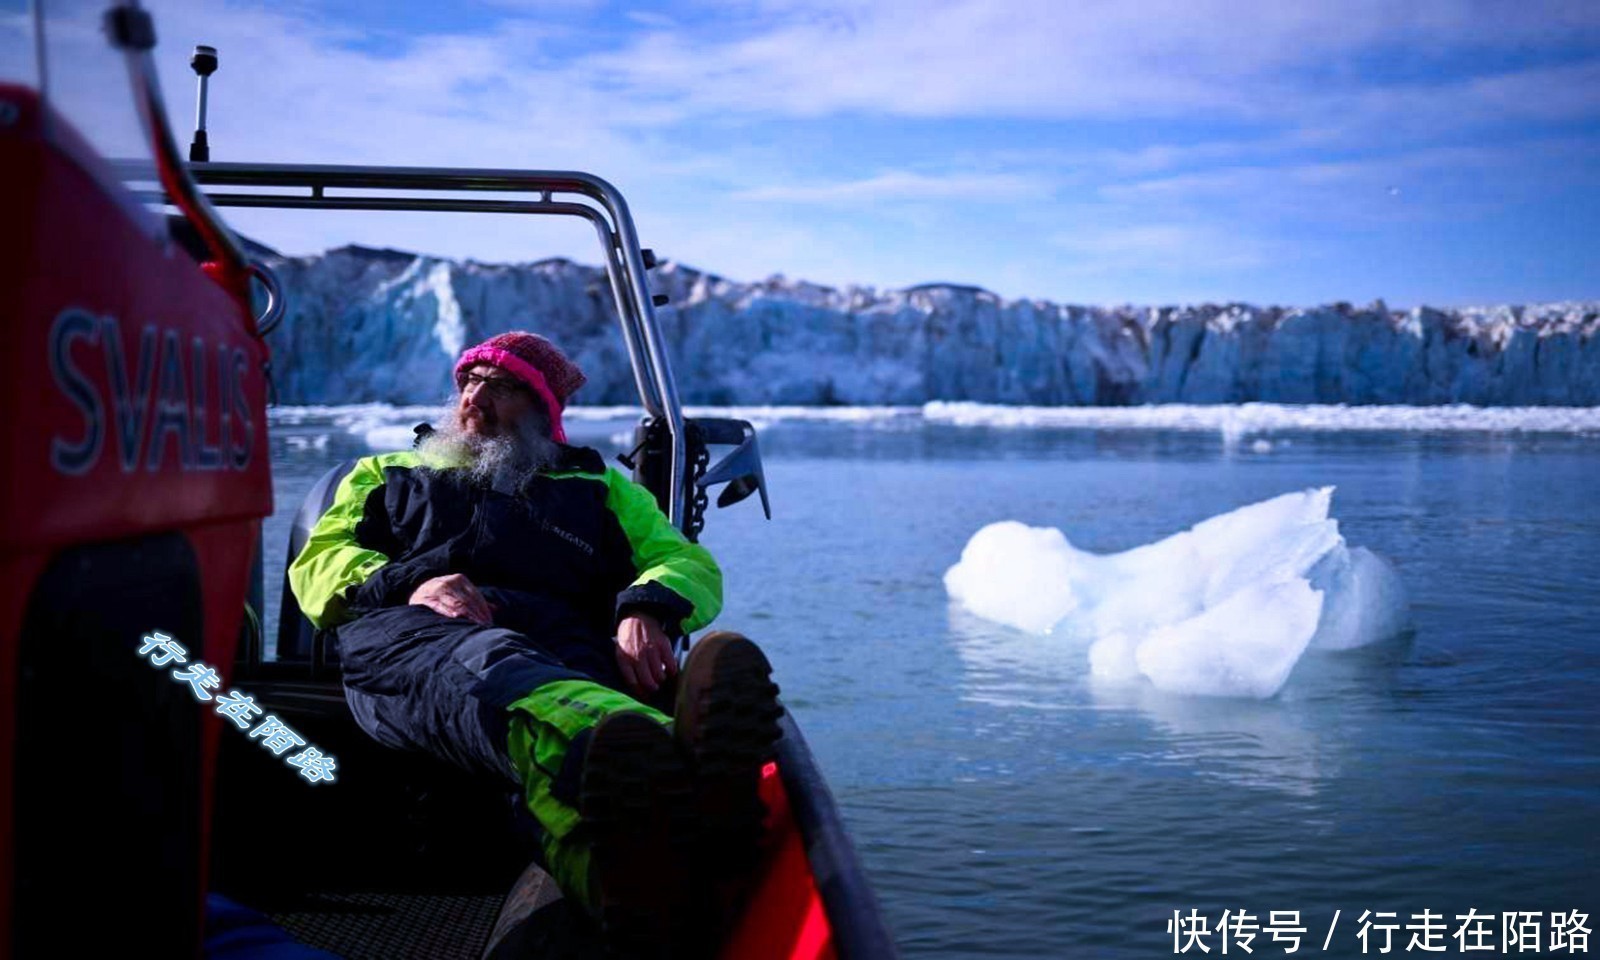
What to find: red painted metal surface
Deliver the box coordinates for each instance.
[0,85,271,553]
[719,762,839,960]
[0,81,273,951]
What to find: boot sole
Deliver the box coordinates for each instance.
[675,633,785,875]
[580,712,698,958]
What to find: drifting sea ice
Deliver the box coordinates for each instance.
[943,487,1410,699]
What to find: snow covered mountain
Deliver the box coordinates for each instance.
[264,246,1599,406]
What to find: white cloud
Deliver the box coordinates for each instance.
[734,170,1047,203]
[481,0,608,11]
[576,0,1600,125]
[1051,223,1270,275]
[22,0,1590,303]
[1099,141,1593,219]
[624,10,680,30]
[98,0,1594,190]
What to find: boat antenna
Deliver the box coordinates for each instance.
[188,44,217,162]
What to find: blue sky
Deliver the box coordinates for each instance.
[13,0,1600,307]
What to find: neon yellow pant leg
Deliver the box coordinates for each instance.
[504,679,671,909]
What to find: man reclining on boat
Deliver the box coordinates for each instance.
[287,331,782,955]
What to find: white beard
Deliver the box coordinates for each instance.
[417,407,564,493]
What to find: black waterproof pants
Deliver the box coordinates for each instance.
[332,603,621,782]
[331,602,667,906]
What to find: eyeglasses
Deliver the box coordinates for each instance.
[458,372,528,400]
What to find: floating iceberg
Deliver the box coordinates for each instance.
[943,487,1410,699]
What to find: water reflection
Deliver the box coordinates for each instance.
[950,602,1419,799]
[1085,679,1333,798]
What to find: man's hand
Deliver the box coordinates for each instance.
[409,573,494,625]
[615,613,677,695]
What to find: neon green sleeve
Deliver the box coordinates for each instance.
[603,467,724,634]
[287,452,415,630]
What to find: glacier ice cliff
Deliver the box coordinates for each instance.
[263,246,1599,406]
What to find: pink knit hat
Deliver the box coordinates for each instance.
[454,332,587,443]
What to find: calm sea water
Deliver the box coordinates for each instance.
[263,410,1600,959]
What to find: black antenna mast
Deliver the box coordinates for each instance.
[188,44,217,162]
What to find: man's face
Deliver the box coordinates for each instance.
[456,363,541,439]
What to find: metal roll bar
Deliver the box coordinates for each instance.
[126,161,693,530]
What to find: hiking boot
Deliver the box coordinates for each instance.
[673,632,784,882]
[580,711,699,958]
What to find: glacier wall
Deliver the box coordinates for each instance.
[263,246,1600,406]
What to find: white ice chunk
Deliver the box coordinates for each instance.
[268,402,1600,434]
[922,401,1600,434]
[363,424,419,450]
[1308,546,1412,651]
[943,522,1080,634]
[1190,487,1341,607]
[1130,579,1323,699]
[1087,631,1142,682]
[946,487,1410,699]
[282,434,331,452]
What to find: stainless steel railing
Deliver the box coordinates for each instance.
[120,158,693,531]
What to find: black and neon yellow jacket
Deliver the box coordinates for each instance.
[287,443,721,643]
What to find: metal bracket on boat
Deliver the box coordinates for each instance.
[695,418,771,518]
[248,258,284,336]
[628,415,771,542]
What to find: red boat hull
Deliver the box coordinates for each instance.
[1,83,272,957]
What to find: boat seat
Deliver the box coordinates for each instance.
[274,458,360,669]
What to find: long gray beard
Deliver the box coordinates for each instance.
[417,410,564,493]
